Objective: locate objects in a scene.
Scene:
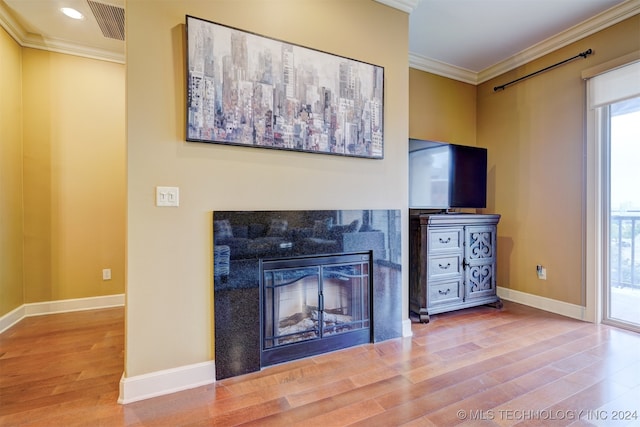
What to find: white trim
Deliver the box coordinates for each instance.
[409,53,478,85]
[0,0,24,44]
[24,294,125,316]
[478,1,640,84]
[497,287,589,322]
[0,294,125,334]
[374,0,422,14]
[410,0,640,84]
[19,35,125,64]
[118,361,216,404]
[584,103,606,324]
[2,0,636,77]
[0,2,124,64]
[402,318,413,337]
[0,305,26,335]
[584,60,640,326]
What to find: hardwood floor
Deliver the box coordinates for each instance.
[1,302,639,426]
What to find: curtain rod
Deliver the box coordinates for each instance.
[494,49,593,92]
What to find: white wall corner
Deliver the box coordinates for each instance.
[497,287,588,322]
[402,318,413,337]
[118,361,216,404]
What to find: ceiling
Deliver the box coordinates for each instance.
[407,0,636,83]
[0,0,125,62]
[0,0,638,83]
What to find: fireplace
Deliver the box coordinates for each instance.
[261,253,371,366]
[213,209,401,380]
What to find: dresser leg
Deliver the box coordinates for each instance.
[487,298,503,310]
[411,308,431,323]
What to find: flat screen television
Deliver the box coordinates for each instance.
[409,139,487,209]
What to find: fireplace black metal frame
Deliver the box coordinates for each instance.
[259,252,373,367]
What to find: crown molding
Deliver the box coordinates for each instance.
[477,0,640,84]
[409,53,478,85]
[21,33,125,64]
[374,0,422,14]
[410,0,640,85]
[0,1,124,64]
[3,0,636,76]
[0,0,23,43]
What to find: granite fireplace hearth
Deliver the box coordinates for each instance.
[213,209,402,380]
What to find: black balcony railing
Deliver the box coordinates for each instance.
[611,212,640,290]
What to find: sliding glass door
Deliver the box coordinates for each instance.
[606,96,640,331]
[587,59,640,331]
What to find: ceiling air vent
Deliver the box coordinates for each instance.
[87,0,125,41]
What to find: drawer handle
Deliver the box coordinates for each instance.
[438,288,451,295]
[439,237,451,244]
[438,262,451,269]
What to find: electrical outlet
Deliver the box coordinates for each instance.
[536,265,547,280]
[102,268,112,281]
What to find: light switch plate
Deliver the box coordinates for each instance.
[156,186,179,207]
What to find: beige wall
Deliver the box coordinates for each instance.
[21,49,126,302]
[0,39,126,317]
[407,15,639,306]
[409,68,477,146]
[126,0,409,377]
[0,28,24,315]
[4,0,631,382]
[477,15,640,305]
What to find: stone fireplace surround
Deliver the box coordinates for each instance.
[213,209,402,380]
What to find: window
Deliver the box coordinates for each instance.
[585,58,640,332]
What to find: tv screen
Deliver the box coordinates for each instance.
[409,140,487,209]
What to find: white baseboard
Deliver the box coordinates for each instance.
[118,361,216,404]
[497,286,588,321]
[0,305,26,335]
[0,294,125,334]
[402,318,413,337]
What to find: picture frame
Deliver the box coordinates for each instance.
[186,15,384,159]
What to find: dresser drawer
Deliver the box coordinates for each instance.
[429,280,463,305]
[428,254,462,279]
[429,228,463,252]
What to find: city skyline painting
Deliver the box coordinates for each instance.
[186,15,384,159]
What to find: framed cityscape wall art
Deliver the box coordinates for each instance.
[185,15,384,159]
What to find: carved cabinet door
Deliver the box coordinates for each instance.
[464,225,497,300]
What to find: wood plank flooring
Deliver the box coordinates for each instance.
[1,302,639,426]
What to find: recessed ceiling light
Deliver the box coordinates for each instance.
[61,7,84,20]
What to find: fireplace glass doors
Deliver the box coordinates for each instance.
[261,253,371,366]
